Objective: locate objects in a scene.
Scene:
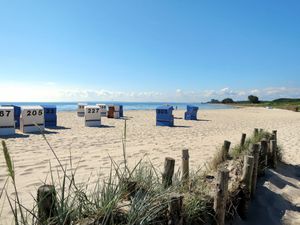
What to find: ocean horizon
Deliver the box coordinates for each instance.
[0,102,234,111]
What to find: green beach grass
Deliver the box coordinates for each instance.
[0,122,282,225]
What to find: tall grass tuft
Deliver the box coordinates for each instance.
[2,141,14,181]
[1,126,284,224]
[2,140,27,224]
[230,130,272,159]
[210,130,277,171]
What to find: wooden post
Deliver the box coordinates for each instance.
[259,139,268,176]
[259,128,264,133]
[240,156,254,218]
[242,155,254,192]
[251,144,259,198]
[182,149,189,183]
[272,130,277,142]
[37,185,57,224]
[254,128,259,137]
[222,140,231,160]
[168,195,183,225]
[270,134,276,141]
[162,157,175,188]
[240,133,246,147]
[214,168,229,225]
[270,140,277,169]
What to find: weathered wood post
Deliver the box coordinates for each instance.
[240,133,246,147]
[272,130,277,142]
[251,144,259,198]
[168,194,184,225]
[240,155,254,218]
[37,185,57,224]
[163,157,175,188]
[254,128,259,137]
[222,140,231,161]
[214,168,229,225]
[270,140,277,169]
[259,139,268,176]
[242,155,254,194]
[182,149,189,184]
[259,128,264,133]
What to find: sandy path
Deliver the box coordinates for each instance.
[0,107,299,224]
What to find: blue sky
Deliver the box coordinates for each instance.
[0,0,300,102]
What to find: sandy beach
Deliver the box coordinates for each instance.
[0,107,300,224]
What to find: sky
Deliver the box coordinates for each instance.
[0,0,300,102]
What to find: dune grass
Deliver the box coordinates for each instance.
[0,121,213,225]
[209,129,283,171]
[1,124,283,224]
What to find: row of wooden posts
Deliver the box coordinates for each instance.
[161,129,278,225]
[37,129,279,225]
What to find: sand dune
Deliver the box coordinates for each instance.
[0,107,299,223]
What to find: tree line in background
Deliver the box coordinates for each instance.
[209,95,260,104]
[208,96,300,112]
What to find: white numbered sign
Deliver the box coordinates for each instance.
[96,104,107,117]
[0,106,15,136]
[84,106,101,127]
[20,106,45,133]
[77,103,87,117]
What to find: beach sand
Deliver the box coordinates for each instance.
[0,107,299,224]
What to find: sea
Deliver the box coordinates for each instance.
[0,102,234,112]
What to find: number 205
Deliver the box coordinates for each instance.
[27,110,43,116]
[0,111,11,117]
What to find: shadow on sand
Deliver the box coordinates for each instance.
[100,125,115,128]
[196,119,211,122]
[0,133,30,139]
[48,126,71,130]
[234,162,300,225]
[173,125,191,128]
[31,130,59,135]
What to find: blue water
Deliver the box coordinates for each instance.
[0,102,234,112]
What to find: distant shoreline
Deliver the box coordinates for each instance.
[0,102,234,112]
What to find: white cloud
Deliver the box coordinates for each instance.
[45,82,56,86]
[0,83,299,102]
[250,89,260,95]
[201,87,300,101]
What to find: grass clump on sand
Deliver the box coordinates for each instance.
[1,123,283,224]
[1,120,214,225]
[1,139,213,225]
[230,130,272,159]
[210,129,283,171]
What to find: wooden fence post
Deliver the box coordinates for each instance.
[37,185,57,224]
[242,155,254,193]
[240,155,254,218]
[240,133,246,147]
[222,140,231,160]
[214,168,229,225]
[272,130,277,142]
[258,139,268,176]
[182,149,189,184]
[251,144,259,198]
[163,157,175,188]
[254,128,259,137]
[259,128,264,133]
[168,195,184,225]
[270,140,277,169]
